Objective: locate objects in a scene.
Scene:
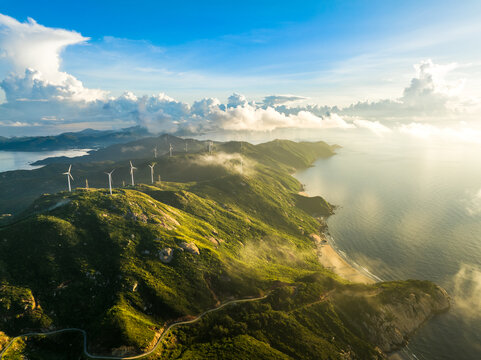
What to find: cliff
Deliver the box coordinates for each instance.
[333,281,450,354]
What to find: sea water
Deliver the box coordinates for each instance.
[295,133,481,360]
[0,149,91,173]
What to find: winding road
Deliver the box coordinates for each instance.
[0,294,268,359]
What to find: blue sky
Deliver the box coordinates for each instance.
[0,1,480,136]
[1,0,480,101]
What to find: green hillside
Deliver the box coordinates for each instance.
[0,139,449,359]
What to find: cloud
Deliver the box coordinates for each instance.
[352,119,392,136]
[194,152,253,175]
[1,68,108,102]
[0,14,107,103]
[205,104,354,132]
[0,14,478,138]
[449,263,481,320]
[337,59,478,123]
[0,14,87,82]
[262,94,308,107]
[227,93,250,108]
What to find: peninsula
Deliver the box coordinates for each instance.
[0,137,449,359]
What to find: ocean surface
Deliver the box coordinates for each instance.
[295,134,481,360]
[0,149,91,172]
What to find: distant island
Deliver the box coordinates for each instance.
[0,136,449,359]
[0,126,151,152]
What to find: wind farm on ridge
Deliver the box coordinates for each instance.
[60,136,238,196]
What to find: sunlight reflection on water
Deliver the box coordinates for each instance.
[294,132,481,360]
[0,149,92,172]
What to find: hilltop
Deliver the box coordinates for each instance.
[0,139,449,359]
[0,136,334,217]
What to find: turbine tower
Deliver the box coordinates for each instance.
[208,141,213,154]
[153,146,158,158]
[129,161,137,186]
[105,169,115,195]
[185,141,188,153]
[62,165,74,192]
[148,162,156,184]
[169,143,173,157]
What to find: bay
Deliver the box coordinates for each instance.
[0,149,91,173]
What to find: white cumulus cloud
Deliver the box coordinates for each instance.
[0,14,107,102]
[340,59,475,121]
[0,14,479,138]
[0,14,86,82]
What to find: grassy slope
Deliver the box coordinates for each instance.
[0,135,209,216]
[0,139,447,359]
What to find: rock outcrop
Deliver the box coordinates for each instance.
[159,247,174,263]
[371,286,449,352]
[334,282,450,354]
[179,242,200,255]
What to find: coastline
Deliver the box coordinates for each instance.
[298,186,376,284]
[310,232,375,284]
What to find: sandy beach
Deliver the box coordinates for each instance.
[310,233,375,284]
[300,188,375,284]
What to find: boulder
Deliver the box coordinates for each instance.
[159,247,174,263]
[179,242,200,255]
[208,236,219,246]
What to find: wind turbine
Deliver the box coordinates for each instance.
[185,141,188,153]
[169,143,173,157]
[208,141,213,154]
[129,161,137,186]
[105,169,115,195]
[62,165,74,192]
[148,163,156,184]
[153,146,158,158]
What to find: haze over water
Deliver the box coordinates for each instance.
[0,149,91,173]
[294,132,481,359]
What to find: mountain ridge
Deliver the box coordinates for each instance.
[0,139,449,359]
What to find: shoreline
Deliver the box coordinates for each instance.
[311,233,375,284]
[298,188,377,284]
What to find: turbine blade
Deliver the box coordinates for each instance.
[68,165,72,172]
[69,174,74,180]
